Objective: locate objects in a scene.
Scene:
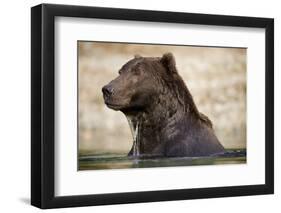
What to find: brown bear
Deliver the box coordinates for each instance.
[102,53,225,158]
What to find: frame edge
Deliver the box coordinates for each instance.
[31,4,43,208]
[265,18,274,194]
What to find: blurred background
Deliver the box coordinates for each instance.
[78,41,246,156]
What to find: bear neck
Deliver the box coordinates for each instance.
[124,90,193,157]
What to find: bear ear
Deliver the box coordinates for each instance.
[134,54,142,59]
[160,52,178,74]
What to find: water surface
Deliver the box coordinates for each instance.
[79,149,246,170]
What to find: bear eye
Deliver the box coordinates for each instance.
[133,68,141,75]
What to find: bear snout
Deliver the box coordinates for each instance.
[102,84,114,99]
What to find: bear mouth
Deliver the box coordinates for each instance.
[105,101,145,113]
[104,102,125,110]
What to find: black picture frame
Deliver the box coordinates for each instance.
[31,3,274,209]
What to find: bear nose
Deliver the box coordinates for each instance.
[102,84,114,98]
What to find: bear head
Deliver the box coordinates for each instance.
[102,53,178,113]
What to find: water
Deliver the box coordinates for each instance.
[126,116,140,156]
[79,149,246,170]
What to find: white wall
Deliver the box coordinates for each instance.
[0,0,279,212]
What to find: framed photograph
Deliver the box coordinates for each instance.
[31,3,274,209]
